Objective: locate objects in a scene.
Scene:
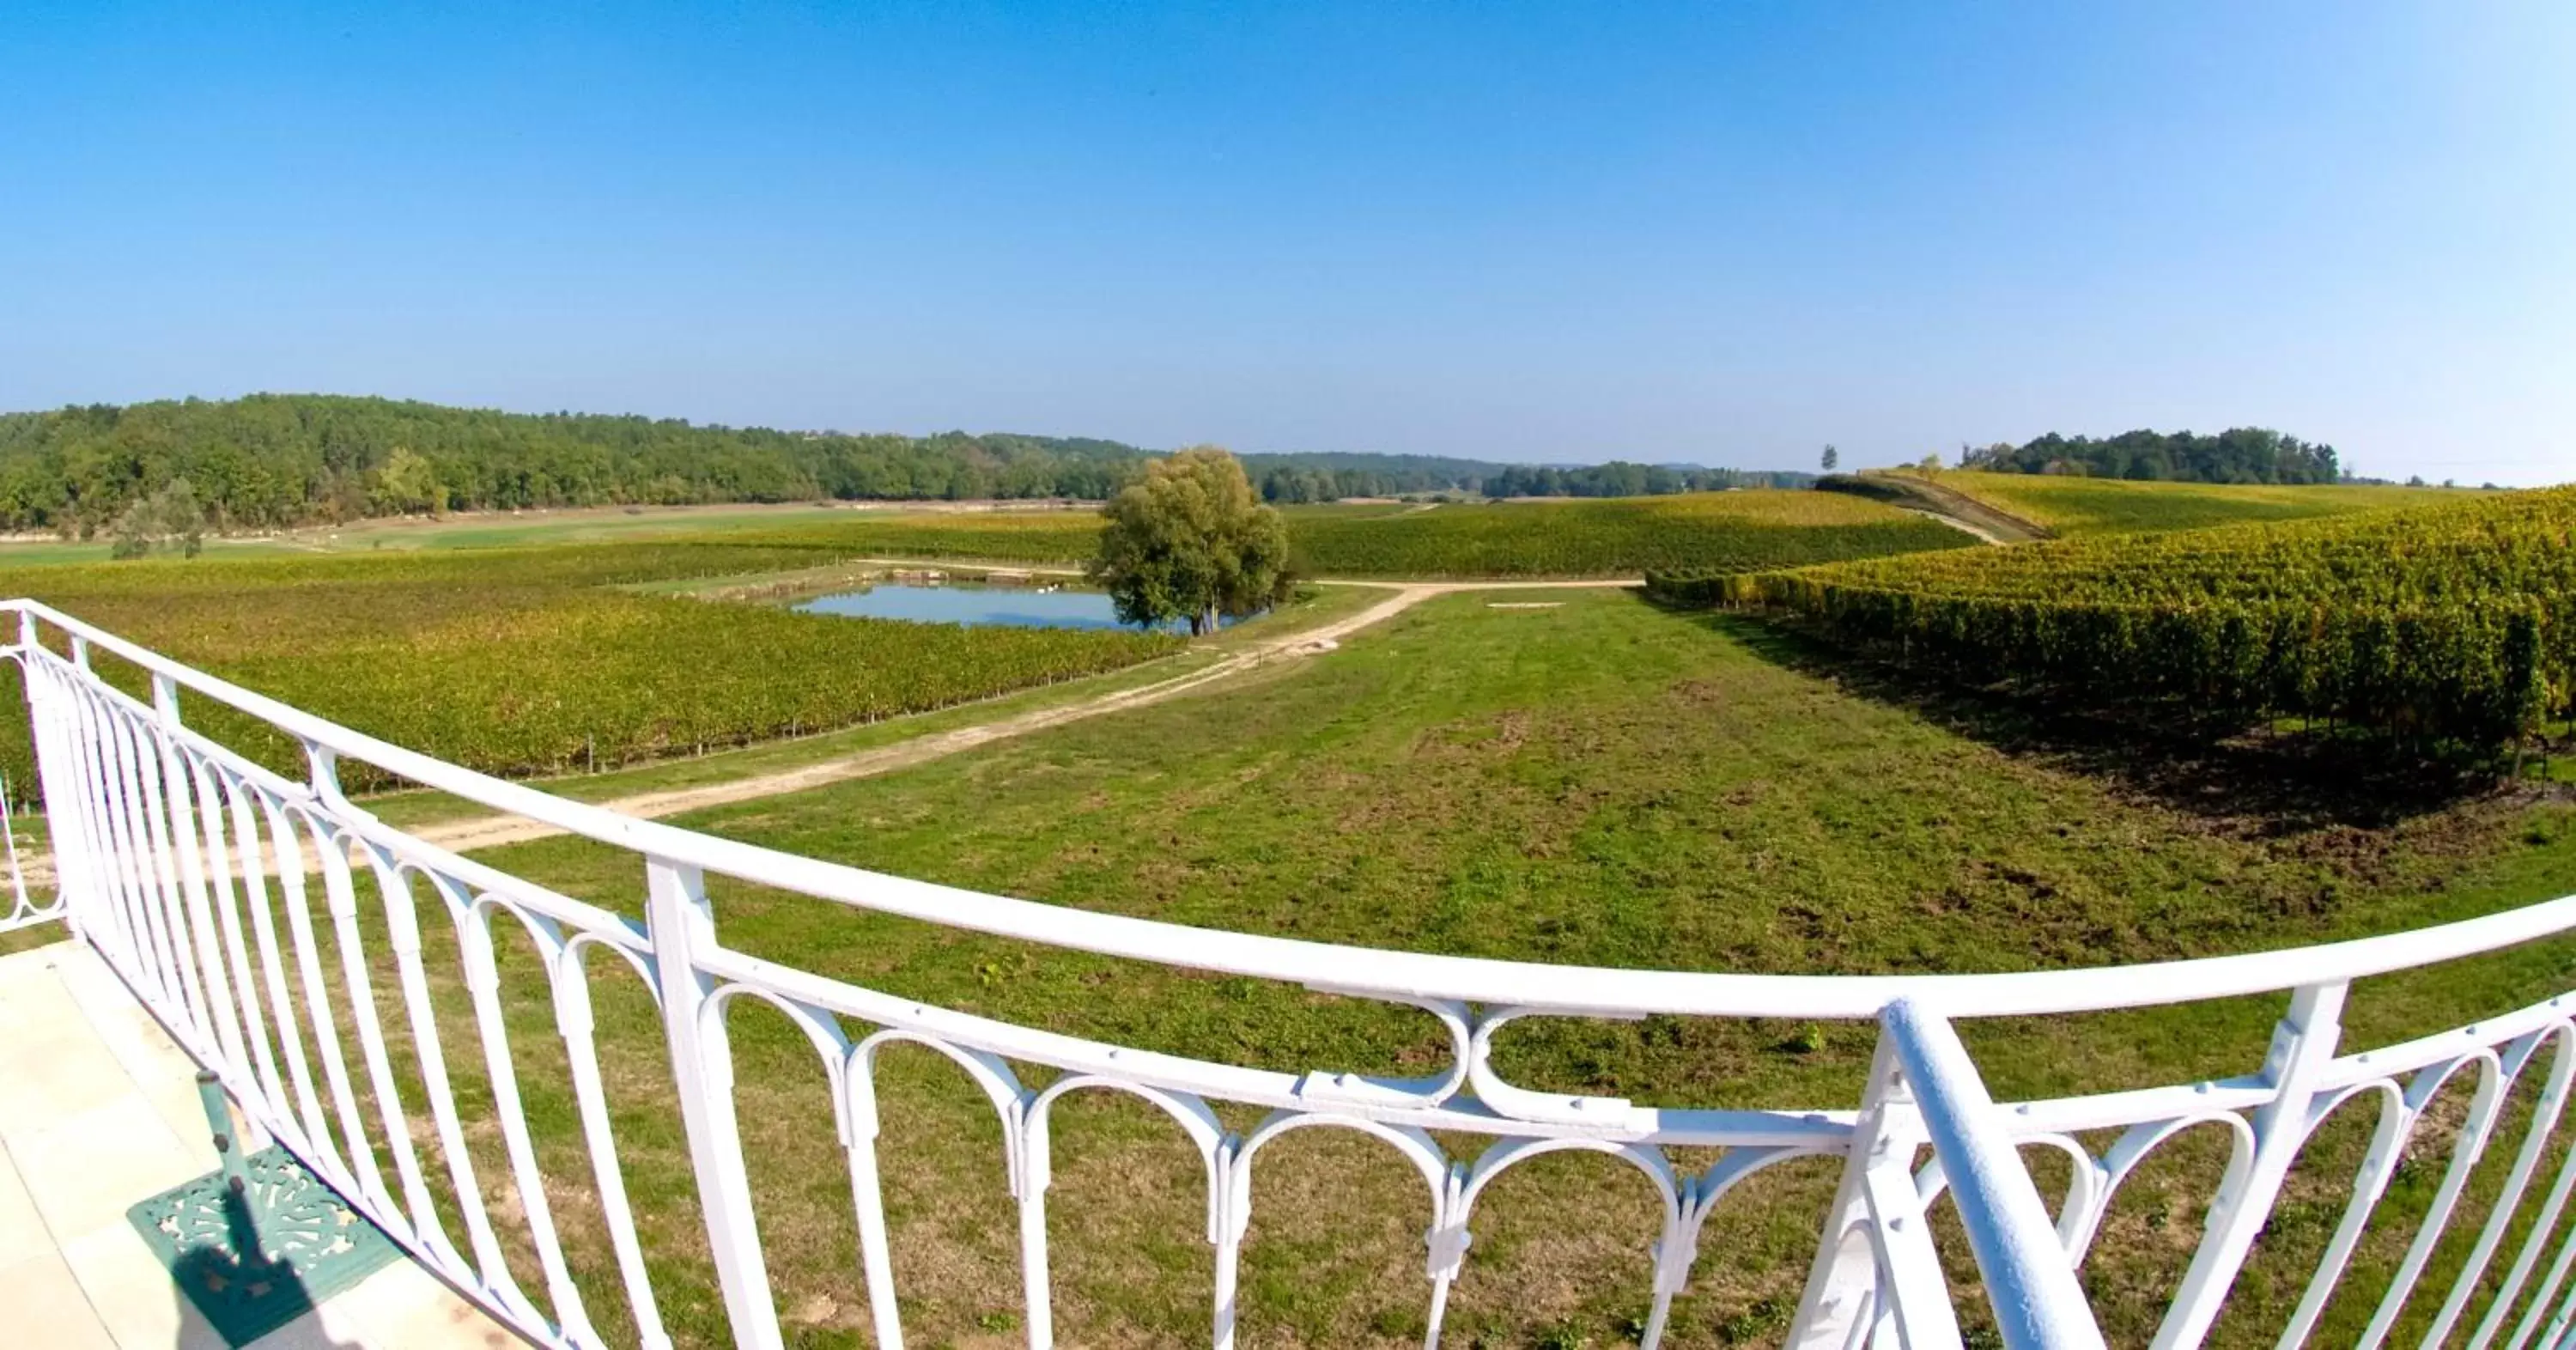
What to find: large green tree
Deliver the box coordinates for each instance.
[1088,447,1290,635]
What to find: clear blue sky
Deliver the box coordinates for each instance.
[4,3,2570,483]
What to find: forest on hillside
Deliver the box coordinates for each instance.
[0,395,1807,536]
[1959,428,2341,483]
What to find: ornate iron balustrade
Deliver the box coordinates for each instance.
[7,596,2576,1348]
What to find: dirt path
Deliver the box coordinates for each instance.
[1901,507,2012,546]
[411,578,1637,854]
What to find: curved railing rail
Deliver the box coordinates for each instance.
[9,595,2576,1348]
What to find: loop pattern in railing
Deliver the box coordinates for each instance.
[10,597,2576,1348]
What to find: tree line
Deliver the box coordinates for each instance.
[1959,428,2341,483]
[0,395,1154,534]
[1479,464,1814,498]
[0,393,1824,538]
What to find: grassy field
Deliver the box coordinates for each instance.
[322,588,2576,1348]
[1927,471,2478,536]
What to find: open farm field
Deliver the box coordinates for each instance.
[331,587,2576,1348]
[1653,486,2576,757]
[1929,470,2479,537]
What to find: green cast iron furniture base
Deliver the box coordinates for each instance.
[123,1074,402,1347]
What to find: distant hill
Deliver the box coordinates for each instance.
[1925,469,2482,537]
[0,394,1819,534]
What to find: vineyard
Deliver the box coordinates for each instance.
[1929,470,2474,537]
[1649,487,2576,755]
[0,543,1179,800]
[1284,491,1970,575]
[705,512,1103,563]
[723,492,1971,577]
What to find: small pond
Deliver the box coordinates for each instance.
[795,583,1244,634]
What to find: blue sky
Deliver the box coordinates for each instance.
[3,3,2570,483]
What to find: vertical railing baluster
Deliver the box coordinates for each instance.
[2504,1147,2576,1350]
[842,1055,908,1350]
[1787,1030,1923,1348]
[222,774,342,1173]
[183,753,289,1152]
[259,796,387,1205]
[555,942,676,1350]
[2447,1031,2576,1347]
[647,856,786,1350]
[58,679,143,977]
[148,676,260,1104]
[79,687,175,1004]
[365,854,545,1323]
[2155,982,2347,1350]
[2359,1056,2512,1349]
[333,848,469,1279]
[453,903,599,1344]
[1017,1122,1055,1350]
[111,700,188,1013]
[111,703,220,1046]
[1787,1023,1961,1348]
[307,816,447,1232]
[1210,1134,1244,1350]
[2277,1086,2409,1348]
[20,623,94,937]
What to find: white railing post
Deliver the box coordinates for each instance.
[1885,999,2109,1350]
[1788,1025,1957,1348]
[647,856,785,1350]
[18,613,86,934]
[147,671,270,1149]
[2154,980,2346,1350]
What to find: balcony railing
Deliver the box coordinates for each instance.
[6,596,2576,1348]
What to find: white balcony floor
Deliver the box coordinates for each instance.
[0,939,520,1350]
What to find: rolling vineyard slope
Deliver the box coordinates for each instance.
[1649,487,2576,753]
[1927,470,2476,536]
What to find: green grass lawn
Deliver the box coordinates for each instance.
[1930,471,2482,536]
[352,589,2576,1347]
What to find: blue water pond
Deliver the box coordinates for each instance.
[796,583,1242,634]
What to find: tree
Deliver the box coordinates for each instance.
[1088,447,1290,635]
[1917,453,1942,475]
[370,445,446,515]
[1820,445,1838,472]
[108,478,206,559]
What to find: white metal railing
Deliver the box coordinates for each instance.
[9,595,2576,1347]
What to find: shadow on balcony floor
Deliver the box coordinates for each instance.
[0,940,519,1349]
